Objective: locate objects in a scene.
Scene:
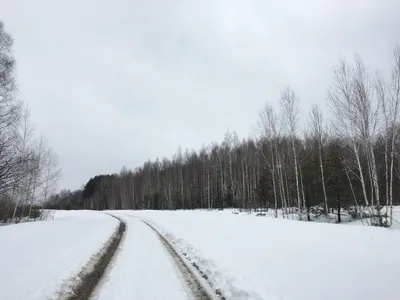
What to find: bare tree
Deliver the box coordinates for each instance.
[11,106,34,222]
[353,56,381,225]
[40,145,61,205]
[281,86,303,219]
[377,46,400,226]
[309,105,329,215]
[0,21,60,223]
[328,55,384,225]
[388,46,400,226]
[259,104,280,217]
[328,58,370,210]
[0,21,22,195]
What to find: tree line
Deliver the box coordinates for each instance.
[48,46,400,227]
[0,21,61,224]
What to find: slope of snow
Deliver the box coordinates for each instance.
[121,209,400,300]
[94,214,187,300]
[0,210,118,300]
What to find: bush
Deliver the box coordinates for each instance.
[346,206,369,220]
[310,206,325,217]
[0,196,53,225]
[0,197,13,223]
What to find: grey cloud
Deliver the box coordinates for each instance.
[0,0,399,190]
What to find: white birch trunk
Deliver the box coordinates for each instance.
[318,145,329,214]
[353,142,369,206]
[292,139,302,219]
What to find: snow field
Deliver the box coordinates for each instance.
[122,209,400,300]
[0,210,118,300]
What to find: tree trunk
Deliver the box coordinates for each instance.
[306,188,311,221]
[318,146,329,215]
[299,164,308,220]
[336,183,341,223]
[344,165,359,214]
[389,140,395,226]
[291,139,302,219]
[368,143,382,226]
[353,142,369,206]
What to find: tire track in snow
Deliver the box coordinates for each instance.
[66,214,126,300]
[141,220,224,300]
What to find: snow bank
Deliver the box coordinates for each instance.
[0,210,118,300]
[122,209,400,300]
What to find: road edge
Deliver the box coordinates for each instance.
[142,220,225,300]
[64,214,126,300]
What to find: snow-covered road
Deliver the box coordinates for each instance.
[0,211,218,300]
[94,214,206,300]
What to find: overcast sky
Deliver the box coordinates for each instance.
[1,0,399,191]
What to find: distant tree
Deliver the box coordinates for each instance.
[47,46,400,229]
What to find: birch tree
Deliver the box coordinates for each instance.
[0,21,21,195]
[328,56,383,225]
[259,104,279,217]
[353,56,382,225]
[388,46,400,226]
[376,46,400,226]
[40,146,61,204]
[328,59,370,211]
[309,104,329,215]
[11,106,34,222]
[281,86,303,219]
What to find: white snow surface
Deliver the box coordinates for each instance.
[116,209,400,300]
[94,213,187,300]
[0,210,118,300]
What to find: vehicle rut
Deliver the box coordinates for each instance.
[67,214,126,300]
[141,220,224,300]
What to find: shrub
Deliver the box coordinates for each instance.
[0,196,53,225]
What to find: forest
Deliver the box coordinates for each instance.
[47,47,400,227]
